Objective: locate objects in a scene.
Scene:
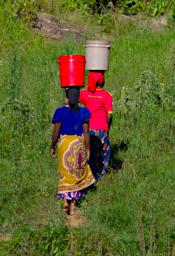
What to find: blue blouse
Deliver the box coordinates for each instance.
[52,105,91,136]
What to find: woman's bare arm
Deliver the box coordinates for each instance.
[50,123,61,156]
[82,122,90,159]
[107,113,112,131]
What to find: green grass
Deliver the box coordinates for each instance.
[0,5,175,255]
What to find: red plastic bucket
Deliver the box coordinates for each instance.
[58,55,86,87]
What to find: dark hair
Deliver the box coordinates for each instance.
[65,87,80,110]
[96,81,104,88]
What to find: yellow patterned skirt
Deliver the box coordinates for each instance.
[57,135,95,196]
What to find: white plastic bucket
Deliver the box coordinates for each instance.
[85,40,111,70]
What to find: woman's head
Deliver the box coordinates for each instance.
[65,87,80,109]
[87,71,105,93]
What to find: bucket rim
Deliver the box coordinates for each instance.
[85,40,111,47]
[58,54,85,63]
[85,44,111,48]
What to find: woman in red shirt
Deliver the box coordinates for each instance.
[79,71,113,179]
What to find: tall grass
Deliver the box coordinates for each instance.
[0,5,175,256]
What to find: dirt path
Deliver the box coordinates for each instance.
[65,210,85,228]
[0,233,11,242]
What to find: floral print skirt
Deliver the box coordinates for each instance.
[57,135,95,200]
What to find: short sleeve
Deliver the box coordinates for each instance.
[81,107,91,123]
[52,108,62,124]
[104,93,113,113]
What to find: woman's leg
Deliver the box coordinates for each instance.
[64,198,69,214]
[89,130,103,179]
[70,199,77,216]
[89,130,111,178]
[100,131,111,174]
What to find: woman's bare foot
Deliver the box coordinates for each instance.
[69,200,76,216]
[64,198,70,215]
[67,200,84,227]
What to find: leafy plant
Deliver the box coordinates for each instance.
[122,0,146,15]
[58,0,96,13]
[97,11,116,33]
[0,0,50,24]
[150,0,167,16]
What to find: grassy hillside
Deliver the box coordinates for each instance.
[0,4,175,256]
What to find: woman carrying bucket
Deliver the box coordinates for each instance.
[79,40,113,179]
[50,55,95,216]
[79,71,113,179]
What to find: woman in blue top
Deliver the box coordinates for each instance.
[50,87,95,215]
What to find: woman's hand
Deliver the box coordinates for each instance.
[50,148,56,157]
[82,123,90,161]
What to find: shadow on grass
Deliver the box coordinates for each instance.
[110,141,128,171]
[89,135,128,176]
[76,140,128,209]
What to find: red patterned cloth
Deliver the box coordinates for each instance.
[87,71,105,93]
